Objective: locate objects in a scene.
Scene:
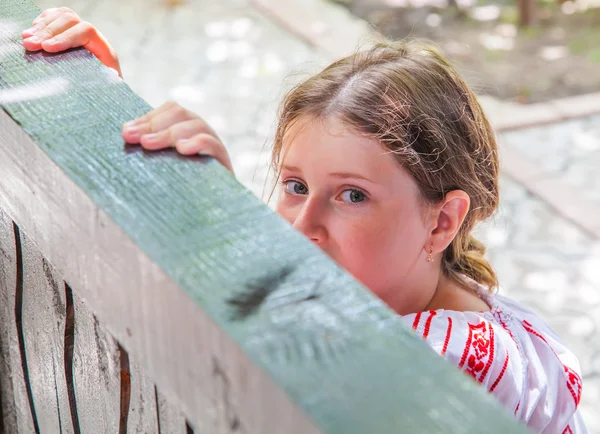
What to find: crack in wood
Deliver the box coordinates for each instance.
[13,223,40,434]
[118,345,131,434]
[50,353,63,434]
[154,386,161,434]
[63,284,81,434]
[0,338,4,434]
[185,420,194,434]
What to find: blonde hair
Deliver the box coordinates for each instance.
[272,39,499,291]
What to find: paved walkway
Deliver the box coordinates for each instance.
[34,0,600,430]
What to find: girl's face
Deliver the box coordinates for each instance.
[275,116,440,314]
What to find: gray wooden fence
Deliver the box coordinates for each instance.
[0,0,529,433]
[0,212,188,433]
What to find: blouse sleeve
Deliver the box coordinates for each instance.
[402,309,587,433]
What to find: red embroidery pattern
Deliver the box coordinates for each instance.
[441,317,453,356]
[522,320,549,345]
[490,349,509,392]
[565,365,582,406]
[423,310,437,339]
[563,425,573,434]
[412,312,422,331]
[458,320,495,383]
[493,309,519,350]
[522,320,583,407]
[514,401,520,415]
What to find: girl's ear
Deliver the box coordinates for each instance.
[427,190,470,254]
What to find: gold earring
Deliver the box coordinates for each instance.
[426,244,434,263]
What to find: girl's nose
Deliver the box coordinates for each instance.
[292,199,328,246]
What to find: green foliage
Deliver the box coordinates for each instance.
[589,48,600,64]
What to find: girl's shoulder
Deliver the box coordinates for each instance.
[401,282,587,433]
[402,303,522,392]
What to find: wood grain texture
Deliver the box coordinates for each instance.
[126,358,160,433]
[155,388,188,434]
[0,1,528,433]
[20,232,74,433]
[71,292,120,434]
[0,211,36,434]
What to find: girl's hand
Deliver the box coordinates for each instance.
[22,7,122,78]
[122,102,235,173]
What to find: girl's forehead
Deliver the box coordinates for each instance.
[279,117,408,181]
[280,116,374,159]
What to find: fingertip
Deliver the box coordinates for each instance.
[122,132,136,145]
[22,39,42,51]
[175,139,196,155]
[122,130,140,144]
[140,133,165,150]
[40,39,62,52]
[122,122,146,143]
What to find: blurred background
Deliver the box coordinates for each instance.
[33,0,599,430]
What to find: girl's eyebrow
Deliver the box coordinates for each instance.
[329,172,375,183]
[281,164,302,173]
[282,165,376,184]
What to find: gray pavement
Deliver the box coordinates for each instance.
[502,115,600,207]
[33,0,600,430]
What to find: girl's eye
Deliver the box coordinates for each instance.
[340,189,366,204]
[284,180,308,195]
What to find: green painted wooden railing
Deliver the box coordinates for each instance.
[0,0,529,432]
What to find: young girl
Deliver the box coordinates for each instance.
[23,7,588,432]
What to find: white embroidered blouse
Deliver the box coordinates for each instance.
[402,279,588,433]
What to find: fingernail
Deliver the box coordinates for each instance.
[24,27,39,35]
[124,120,141,129]
[27,36,42,43]
[45,38,56,45]
[124,125,138,136]
[144,133,159,143]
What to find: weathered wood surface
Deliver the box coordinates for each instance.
[71,290,121,433]
[0,210,36,434]
[0,215,186,433]
[20,233,73,433]
[155,389,188,434]
[0,0,528,433]
[124,354,160,433]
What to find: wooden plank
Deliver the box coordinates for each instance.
[71,291,120,434]
[71,291,161,433]
[0,1,527,432]
[20,232,74,433]
[125,357,160,433]
[0,211,36,433]
[155,389,188,434]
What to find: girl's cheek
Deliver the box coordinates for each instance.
[275,199,296,224]
[276,208,294,225]
[334,227,379,272]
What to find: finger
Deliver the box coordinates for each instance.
[122,104,174,142]
[39,21,95,53]
[122,102,192,143]
[122,101,177,132]
[140,119,214,151]
[24,7,76,36]
[81,26,121,72]
[22,8,59,37]
[23,12,80,51]
[176,133,234,173]
[34,7,62,25]
[137,101,184,126]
